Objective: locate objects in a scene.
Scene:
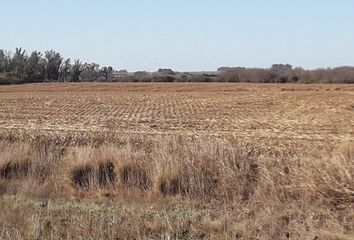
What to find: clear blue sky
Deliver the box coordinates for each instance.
[1,0,354,71]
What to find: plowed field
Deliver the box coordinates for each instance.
[0,83,353,147]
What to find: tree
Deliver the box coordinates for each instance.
[270,64,294,83]
[70,60,82,81]
[0,50,5,73]
[3,50,13,72]
[45,50,63,81]
[24,51,43,80]
[12,47,27,79]
[271,64,293,71]
[81,63,100,81]
[101,66,113,81]
[60,58,71,82]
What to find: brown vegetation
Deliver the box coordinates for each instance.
[0,83,353,239]
[0,135,353,239]
[218,66,354,83]
[0,83,352,149]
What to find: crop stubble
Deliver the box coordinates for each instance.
[0,83,352,147]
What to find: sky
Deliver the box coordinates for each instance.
[1,0,354,72]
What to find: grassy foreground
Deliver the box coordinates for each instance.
[0,136,353,239]
[1,195,235,239]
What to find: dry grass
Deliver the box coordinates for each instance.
[0,83,353,239]
[0,136,353,239]
[0,83,352,149]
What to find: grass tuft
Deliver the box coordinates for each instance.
[119,163,151,190]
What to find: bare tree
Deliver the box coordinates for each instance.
[45,50,63,81]
[70,60,82,81]
[60,58,71,82]
[81,63,100,81]
[12,47,27,79]
[0,50,5,73]
[24,51,44,81]
[101,66,113,81]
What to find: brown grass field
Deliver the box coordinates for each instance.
[0,83,353,239]
[0,83,353,144]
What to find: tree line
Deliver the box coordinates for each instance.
[1,48,354,84]
[217,64,354,83]
[117,64,354,83]
[0,48,113,84]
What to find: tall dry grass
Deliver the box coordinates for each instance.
[0,136,353,239]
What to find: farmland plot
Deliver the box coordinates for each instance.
[0,83,352,148]
[0,83,353,239]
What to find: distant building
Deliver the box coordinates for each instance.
[218,67,233,72]
[113,69,129,77]
[117,69,128,74]
[134,71,148,76]
[157,68,175,75]
[217,67,245,72]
